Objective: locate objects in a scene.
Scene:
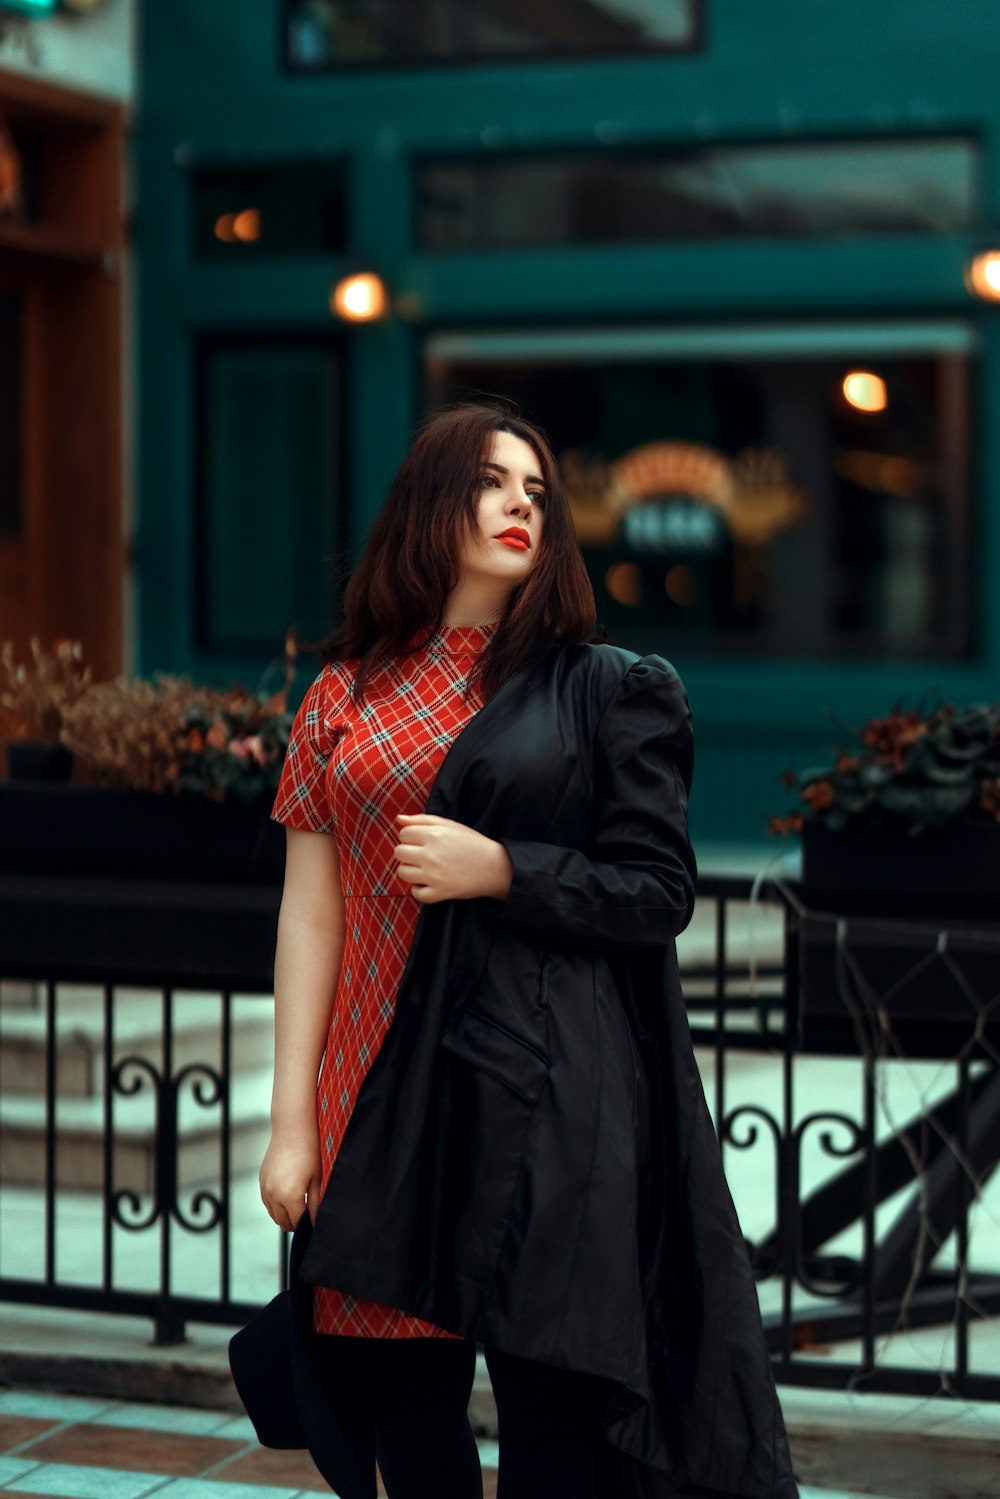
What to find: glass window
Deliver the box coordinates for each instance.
[196,341,342,653]
[283,0,700,70]
[191,162,347,260]
[0,293,23,537]
[418,138,977,250]
[425,324,973,661]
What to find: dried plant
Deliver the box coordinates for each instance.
[3,630,300,805]
[61,629,299,805]
[0,637,93,744]
[61,674,218,795]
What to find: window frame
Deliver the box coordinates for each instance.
[278,0,705,75]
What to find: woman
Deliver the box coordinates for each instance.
[256,402,798,1499]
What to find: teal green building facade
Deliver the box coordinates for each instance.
[136,2,1000,845]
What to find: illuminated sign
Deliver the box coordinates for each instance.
[0,1,58,17]
[562,441,807,550]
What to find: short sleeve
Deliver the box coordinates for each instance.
[270,664,348,835]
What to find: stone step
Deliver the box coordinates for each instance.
[0,1064,273,1194]
[0,984,274,1098]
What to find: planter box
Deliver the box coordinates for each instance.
[798,820,1000,1047]
[0,783,285,884]
[801,819,1000,919]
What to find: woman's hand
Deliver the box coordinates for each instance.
[259,1123,323,1233]
[393,813,513,904]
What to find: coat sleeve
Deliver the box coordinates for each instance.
[488,654,697,951]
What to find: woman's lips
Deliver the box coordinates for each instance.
[496,536,529,550]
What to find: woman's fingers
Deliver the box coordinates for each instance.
[262,1191,302,1234]
[261,1194,288,1233]
[259,1133,321,1231]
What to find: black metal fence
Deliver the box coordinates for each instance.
[1,873,998,1399]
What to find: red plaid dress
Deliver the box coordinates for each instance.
[270,621,498,1337]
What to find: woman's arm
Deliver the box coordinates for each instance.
[259,825,346,1233]
[487,655,697,951]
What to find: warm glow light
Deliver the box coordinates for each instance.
[214,212,237,243]
[842,371,888,413]
[665,565,697,608]
[232,208,262,242]
[965,250,1000,302]
[330,272,389,323]
[605,561,642,607]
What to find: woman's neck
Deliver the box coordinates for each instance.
[442,580,511,629]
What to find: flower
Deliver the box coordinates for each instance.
[801,780,835,811]
[768,698,1000,836]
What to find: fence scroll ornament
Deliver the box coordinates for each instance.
[738,870,1000,1395]
[110,1055,225,1236]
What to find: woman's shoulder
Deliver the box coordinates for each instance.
[556,639,684,696]
[293,657,358,730]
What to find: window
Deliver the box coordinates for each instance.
[191,162,347,260]
[283,0,701,71]
[426,323,974,660]
[418,138,977,251]
[196,340,343,653]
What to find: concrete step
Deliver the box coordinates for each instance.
[0,1065,272,1193]
[0,984,274,1098]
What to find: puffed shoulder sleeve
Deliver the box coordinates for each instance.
[270,664,347,835]
[489,654,697,950]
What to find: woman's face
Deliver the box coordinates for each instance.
[459,430,546,589]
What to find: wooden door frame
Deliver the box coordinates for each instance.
[0,68,125,680]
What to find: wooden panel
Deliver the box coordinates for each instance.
[0,69,124,679]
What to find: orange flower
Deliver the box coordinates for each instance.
[767,812,804,837]
[801,780,835,811]
[205,721,228,750]
[858,710,927,769]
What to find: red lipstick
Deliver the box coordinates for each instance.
[495,527,530,549]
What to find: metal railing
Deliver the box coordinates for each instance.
[1,873,997,1399]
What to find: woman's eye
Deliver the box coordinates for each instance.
[529,493,546,507]
[479,473,499,487]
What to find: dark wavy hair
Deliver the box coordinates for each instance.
[305,401,604,706]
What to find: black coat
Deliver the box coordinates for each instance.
[298,640,799,1499]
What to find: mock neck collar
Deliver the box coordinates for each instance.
[405,622,500,655]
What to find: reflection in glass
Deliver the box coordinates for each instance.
[426,333,972,660]
[419,138,976,250]
[284,0,699,69]
[191,162,347,260]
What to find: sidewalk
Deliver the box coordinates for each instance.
[4,1317,1000,1499]
[0,1385,927,1499]
[0,1385,496,1499]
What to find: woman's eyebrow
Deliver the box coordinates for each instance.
[482,460,546,488]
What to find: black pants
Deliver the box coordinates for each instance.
[485,1344,612,1499]
[313,1335,610,1499]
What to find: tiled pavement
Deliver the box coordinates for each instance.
[0,1388,907,1499]
[0,1389,501,1499]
